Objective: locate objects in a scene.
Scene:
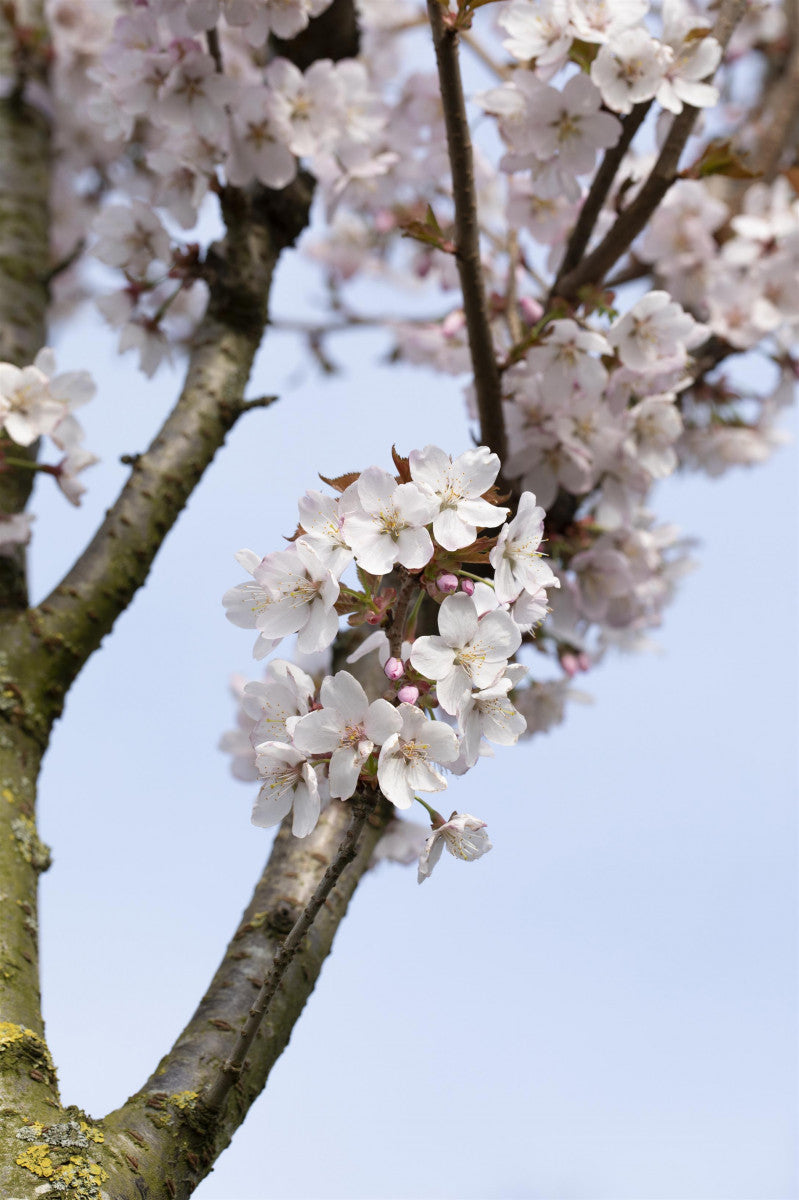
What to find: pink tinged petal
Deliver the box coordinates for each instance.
[251,783,294,829]
[417,832,446,883]
[422,720,460,763]
[292,709,341,755]
[436,665,473,716]
[296,601,339,653]
[377,738,415,808]
[328,746,363,800]
[356,465,397,512]
[364,698,403,745]
[457,446,501,495]
[394,526,434,569]
[292,765,321,837]
[437,592,480,646]
[433,506,475,551]
[408,444,451,490]
[475,609,523,657]
[320,670,368,722]
[409,637,456,681]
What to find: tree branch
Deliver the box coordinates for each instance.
[101,793,392,1199]
[426,0,506,466]
[555,0,747,302]
[552,101,651,296]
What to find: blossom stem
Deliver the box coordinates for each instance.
[459,569,494,584]
[414,795,443,825]
[426,0,507,469]
[387,569,419,659]
[203,789,378,1115]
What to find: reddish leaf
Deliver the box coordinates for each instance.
[319,470,360,493]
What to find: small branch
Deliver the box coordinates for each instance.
[552,102,651,296]
[555,0,747,302]
[427,0,507,467]
[388,568,419,659]
[241,393,279,411]
[203,791,377,1114]
[206,26,223,73]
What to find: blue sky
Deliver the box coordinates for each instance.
[27,242,798,1198]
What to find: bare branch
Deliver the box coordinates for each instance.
[102,793,393,1198]
[427,0,506,466]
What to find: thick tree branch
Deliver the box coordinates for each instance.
[427,0,506,466]
[555,0,747,302]
[0,10,51,610]
[101,794,392,1199]
[750,2,799,180]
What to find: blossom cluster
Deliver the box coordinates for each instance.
[0,349,97,545]
[222,445,559,881]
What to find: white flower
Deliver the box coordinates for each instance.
[458,676,527,769]
[525,318,611,400]
[657,0,722,114]
[252,742,321,838]
[410,593,522,716]
[489,492,559,604]
[297,487,354,576]
[93,201,171,276]
[377,704,459,809]
[499,0,573,72]
[251,541,340,654]
[609,291,707,371]
[408,444,507,551]
[569,0,649,44]
[417,813,492,884]
[590,28,669,114]
[292,670,402,800]
[342,466,436,575]
[241,659,316,746]
[227,85,297,190]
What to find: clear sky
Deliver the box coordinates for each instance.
[27,230,798,1199]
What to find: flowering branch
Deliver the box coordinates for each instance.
[556,0,747,301]
[426,0,506,466]
[552,101,652,295]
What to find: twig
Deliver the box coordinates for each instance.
[388,568,419,659]
[552,102,651,296]
[427,0,507,467]
[206,26,223,73]
[555,0,747,302]
[203,792,377,1114]
[241,393,279,411]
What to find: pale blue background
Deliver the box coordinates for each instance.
[29,238,797,1200]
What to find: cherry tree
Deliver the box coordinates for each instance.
[0,0,795,1195]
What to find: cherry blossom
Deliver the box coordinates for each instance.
[292,671,401,800]
[410,593,522,717]
[408,445,507,551]
[377,704,459,809]
[417,813,492,884]
[489,492,559,605]
[251,742,322,838]
[342,467,436,574]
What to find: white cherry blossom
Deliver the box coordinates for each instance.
[410,593,522,716]
[417,813,492,884]
[590,28,669,114]
[251,541,340,653]
[292,671,401,800]
[342,467,436,575]
[252,743,322,838]
[408,444,507,551]
[489,492,559,604]
[458,676,527,769]
[377,704,459,809]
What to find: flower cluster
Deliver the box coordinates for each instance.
[222,445,560,881]
[0,349,97,532]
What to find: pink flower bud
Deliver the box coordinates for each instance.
[436,572,459,594]
[519,296,544,325]
[460,578,475,596]
[577,652,591,673]
[384,657,405,681]
[397,684,419,704]
[560,652,579,678]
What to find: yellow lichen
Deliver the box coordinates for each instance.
[0,1020,37,1049]
[15,1142,54,1177]
[79,1120,104,1144]
[3,786,14,802]
[171,1090,199,1110]
[9,814,51,870]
